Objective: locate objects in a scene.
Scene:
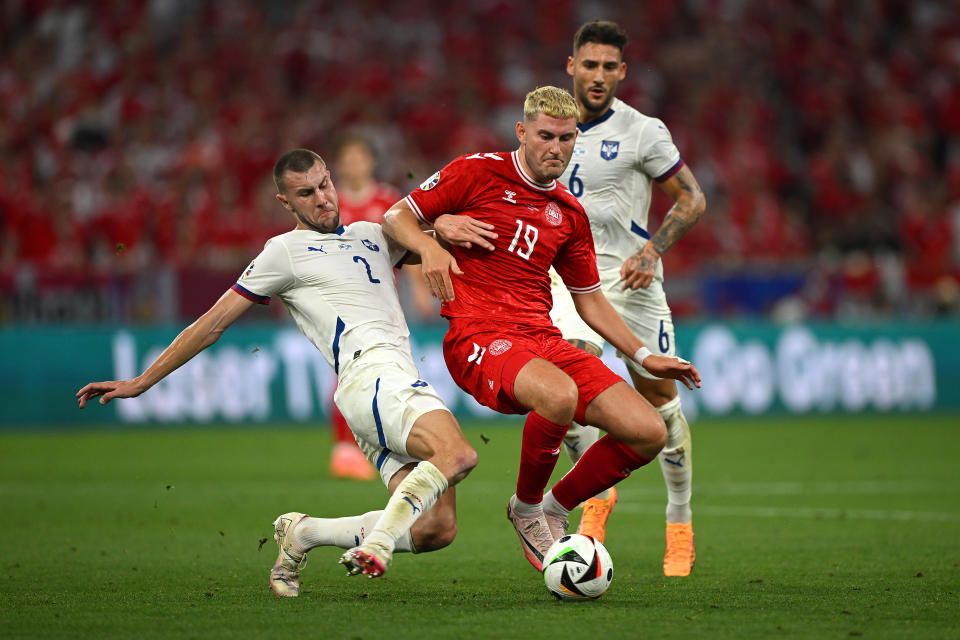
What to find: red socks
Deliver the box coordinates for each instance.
[516,412,570,504]
[551,434,650,511]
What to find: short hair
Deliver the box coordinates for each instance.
[522,86,578,122]
[273,149,325,192]
[573,20,628,54]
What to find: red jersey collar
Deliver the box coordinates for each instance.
[511,150,557,192]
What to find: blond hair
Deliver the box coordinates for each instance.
[522,86,578,122]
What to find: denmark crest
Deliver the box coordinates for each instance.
[600,140,619,160]
[488,339,513,356]
[543,202,562,227]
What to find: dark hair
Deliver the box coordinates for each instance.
[573,20,628,54]
[273,149,325,191]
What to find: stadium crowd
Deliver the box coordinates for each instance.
[1,0,959,321]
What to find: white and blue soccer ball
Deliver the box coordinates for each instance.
[542,534,613,600]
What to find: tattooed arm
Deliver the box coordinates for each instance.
[619,165,706,290]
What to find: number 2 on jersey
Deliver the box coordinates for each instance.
[507,219,539,260]
[352,255,380,283]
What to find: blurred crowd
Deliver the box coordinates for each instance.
[1,0,959,321]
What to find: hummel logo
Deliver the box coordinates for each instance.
[503,190,517,204]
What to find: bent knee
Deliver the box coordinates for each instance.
[618,412,667,457]
[460,446,479,476]
[645,413,668,454]
[449,445,479,485]
[537,378,578,424]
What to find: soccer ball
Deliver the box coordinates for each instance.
[542,534,613,600]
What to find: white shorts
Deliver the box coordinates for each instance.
[549,266,675,379]
[334,349,450,485]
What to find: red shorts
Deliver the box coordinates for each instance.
[442,319,623,424]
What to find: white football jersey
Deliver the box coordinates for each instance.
[559,97,683,273]
[232,222,412,378]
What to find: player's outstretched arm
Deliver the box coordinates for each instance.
[571,289,700,390]
[620,165,706,290]
[76,289,254,408]
[382,200,462,302]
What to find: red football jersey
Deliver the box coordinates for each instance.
[405,150,601,326]
[339,182,401,225]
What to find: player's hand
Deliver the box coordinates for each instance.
[76,380,145,408]
[640,355,701,390]
[420,243,462,302]
[619,245,660,290]
[433,215,498,251]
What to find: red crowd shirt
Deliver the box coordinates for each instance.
[338,182,401,225]
[405,150,601,327]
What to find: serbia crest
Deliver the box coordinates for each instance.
[600,140,619,160]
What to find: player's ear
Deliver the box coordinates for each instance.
[619,61,626,80]
[566,55,575,76]
[515,121,525,143]
[276,192,290,210]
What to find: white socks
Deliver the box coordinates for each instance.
[657,396,693,524]
[542,490,571,519]
[511,497,543,515]
[293,460,448,554]
[362,460,448,554]
[294,512,415,554]
[563,423,610,501]
[294,511,385,552]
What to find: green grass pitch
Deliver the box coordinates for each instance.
[2,414,958,639]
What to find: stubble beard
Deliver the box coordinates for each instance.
[577,84,614,116]
[295,207,340,234]
[524,147,566,183]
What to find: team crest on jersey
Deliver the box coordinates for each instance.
[543,202,562,227]
[488,339,513,356]
[362,239,380,252]
[600,140,620,160]
[420,171,441,191]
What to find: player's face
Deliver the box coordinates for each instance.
[516,113,578,183]
[276,162,341,233]
[336,143,375,186]
[567,42,626,118]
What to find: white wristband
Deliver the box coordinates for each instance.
[633,346,653,366]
